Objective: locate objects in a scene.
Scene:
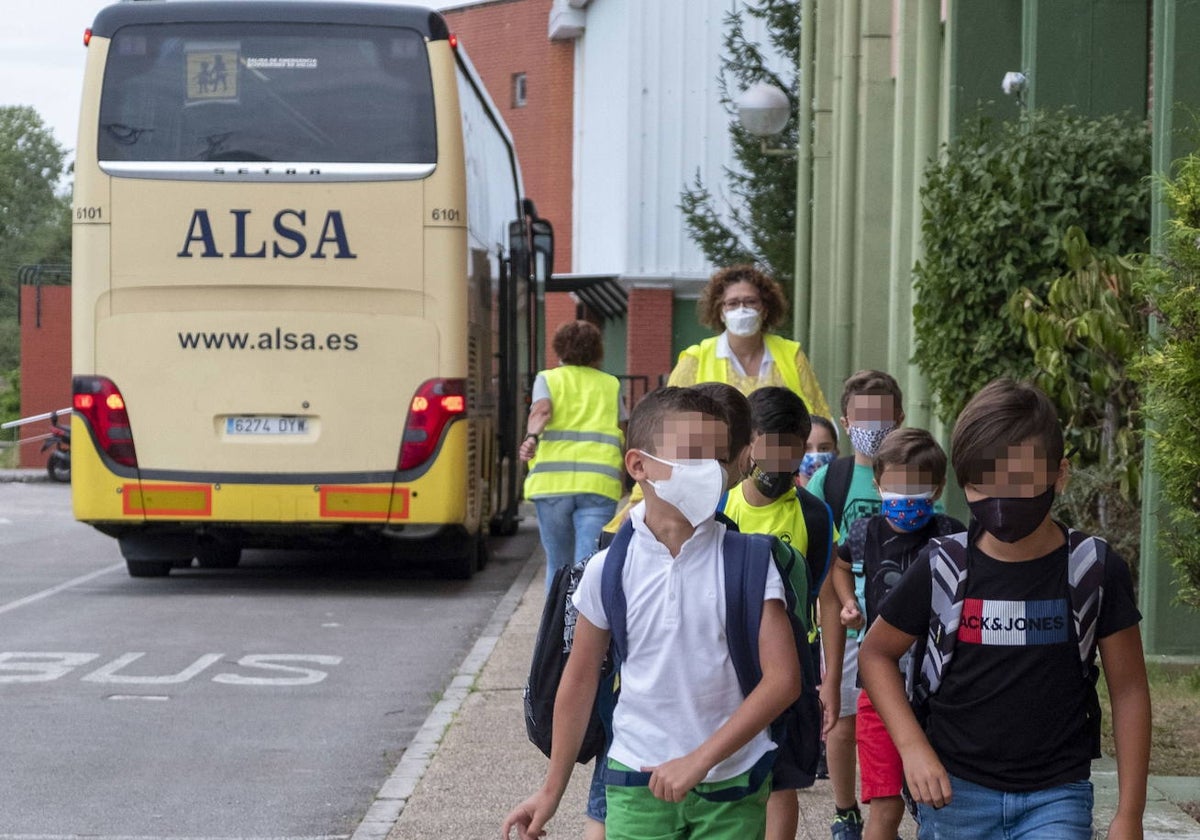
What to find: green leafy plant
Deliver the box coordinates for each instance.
[679,0,799,293]
[1133,152,1200,608]
[1009,227,1147,580]
[913,109,1152,424]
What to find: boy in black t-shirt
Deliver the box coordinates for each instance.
[830,429,964,840]
[859,379,1150,840]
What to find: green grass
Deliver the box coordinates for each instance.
[1099,660,1200,777]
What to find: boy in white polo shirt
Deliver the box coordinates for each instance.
[502,386,802,840]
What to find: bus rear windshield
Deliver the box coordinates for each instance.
[98,23,437,166]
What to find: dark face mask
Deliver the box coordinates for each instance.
[751,461,796,499]
[968,486,1056,543]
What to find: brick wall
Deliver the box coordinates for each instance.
[18,285,71,467]
[442,0,576,369]
[625,288,675,405]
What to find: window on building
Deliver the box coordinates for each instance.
[512,72,527,108]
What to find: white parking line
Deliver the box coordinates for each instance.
[0,562,125,617]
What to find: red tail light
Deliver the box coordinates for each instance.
[73,375,138,467]
[399,378,467,470]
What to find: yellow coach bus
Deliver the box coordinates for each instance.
[72,0,551,578]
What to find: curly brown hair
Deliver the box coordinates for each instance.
[552,320,604,367]
[696,264,788,332]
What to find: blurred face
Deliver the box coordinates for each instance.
[842,393,901,429]
[842,393,902,458]
[805,424,837,454]
[876,464,940,498]
[963,440,1062,502]
[630,411,730,527]
[634,412,730,482]
[751,431,807,473]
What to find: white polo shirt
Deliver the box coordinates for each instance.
[573,503,785,782]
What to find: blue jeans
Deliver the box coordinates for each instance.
[533,493,617,593]
[917,774,1093,840]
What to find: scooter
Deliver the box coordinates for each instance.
[41,411,70,483]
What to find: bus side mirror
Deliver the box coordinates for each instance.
[531,218,554,284]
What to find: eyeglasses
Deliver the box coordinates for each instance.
[721,297,762,311]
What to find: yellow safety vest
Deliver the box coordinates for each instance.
[524,365,624,501]
[682,334,804,396]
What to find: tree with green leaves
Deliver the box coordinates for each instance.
[1134,152,1200,608]
[679,0,799,300]
[913,109,1151,425]
[0,105,71,380]
[1009,227,1146,580]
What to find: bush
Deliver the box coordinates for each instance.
[1010,228,1147,583]
[913,109,1152,424]
[1133,152,1200,608]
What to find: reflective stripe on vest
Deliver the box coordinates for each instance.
[524,366,624,501]
[687,334,803,396]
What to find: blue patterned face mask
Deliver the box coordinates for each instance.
[879,491,935,532]
[847,422,896,458]
[800,450,837,478]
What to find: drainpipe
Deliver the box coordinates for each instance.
[832,0,861,383]
[793,0,816,348]
[906,0,940,432]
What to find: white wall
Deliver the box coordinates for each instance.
[570,0,784,282]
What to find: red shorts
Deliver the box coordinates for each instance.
[856,691,904,802]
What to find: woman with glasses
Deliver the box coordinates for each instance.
[668,264,832,418]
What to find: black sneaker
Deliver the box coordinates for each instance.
[830,810,863,840]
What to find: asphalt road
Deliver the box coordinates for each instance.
[0,482,537,839]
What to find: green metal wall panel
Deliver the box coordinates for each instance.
[1029,0,1149,116]
[948,0,1024,130]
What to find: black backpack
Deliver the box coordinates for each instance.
[523,559,613,764]
[822,455,856,530]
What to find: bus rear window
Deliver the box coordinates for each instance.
[98,23,436,166]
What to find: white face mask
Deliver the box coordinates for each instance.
[722,307,762,338]
[639,451,727,527]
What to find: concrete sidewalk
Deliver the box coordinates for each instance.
[365,551,1200,840]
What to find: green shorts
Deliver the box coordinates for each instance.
[604,759,771,840]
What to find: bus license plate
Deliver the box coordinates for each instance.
[225,416,308,435]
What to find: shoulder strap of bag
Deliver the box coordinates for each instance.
[824,455,855,530]
[600,519,636,664]
[723,530,772,699]
[1065,528,1107,675]
[912,532,970,704]
[796,486,834,592]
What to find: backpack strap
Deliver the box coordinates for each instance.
[823,455,855,531]
[847,516,871,578]
[1066,528,1107,675]
[912,528,1108,703]
[722,530,774,698]
[599,519,637,664]
[796,486,834,591]
[912,532,970,704]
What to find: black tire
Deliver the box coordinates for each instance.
[475,536,491,571]
[126,559,173,578]
[46,453,70,483]
[195,542,241,569]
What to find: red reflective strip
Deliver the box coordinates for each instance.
[319,486,392,520]
[123,483,213,516]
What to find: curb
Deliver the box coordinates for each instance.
[350,551,542,840]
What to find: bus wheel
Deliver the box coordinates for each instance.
[440,528,485,580]
[126,559,173,578]
[195,542,241,569]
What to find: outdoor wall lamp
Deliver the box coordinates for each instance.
[736,81,796,157]
[1002,71,1028,106]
